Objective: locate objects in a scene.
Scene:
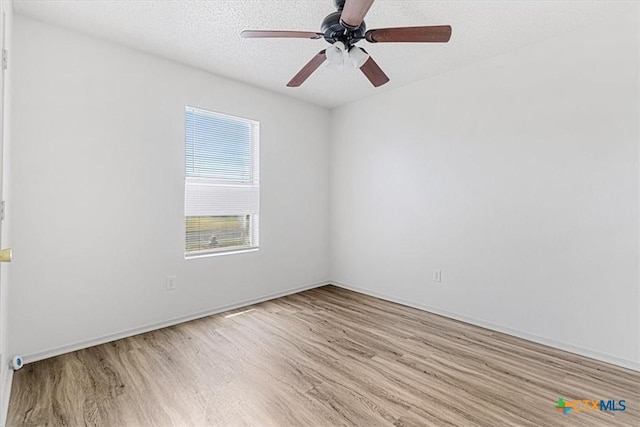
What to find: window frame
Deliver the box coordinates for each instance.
[184,106,260,258]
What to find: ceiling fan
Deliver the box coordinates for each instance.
[240,0,452,88]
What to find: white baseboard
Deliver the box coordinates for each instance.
[331,281,640,372]
[0,368,13,427]
[17,279,640,371]
[23,280,330,364]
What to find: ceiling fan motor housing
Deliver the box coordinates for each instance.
[321,11,366,46]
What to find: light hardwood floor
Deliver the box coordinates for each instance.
[7,285,640,426]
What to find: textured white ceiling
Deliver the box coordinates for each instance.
[12,0,637,108]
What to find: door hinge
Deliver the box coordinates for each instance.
[1,201,6,221]
[2,49,7,70]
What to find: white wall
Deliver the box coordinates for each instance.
[331,13,640,369]
[9,15,330,359]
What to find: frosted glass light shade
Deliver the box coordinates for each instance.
[348,46,369,68]
[326,41,346,66]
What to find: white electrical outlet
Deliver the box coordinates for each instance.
[166,275,177,291]
[433,270,442,283]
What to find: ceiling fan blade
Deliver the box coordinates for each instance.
[287,50,327,87]
[241,30,324,40]
[365,25,452,43]
[360,56,389,87]
[340,0,375,30]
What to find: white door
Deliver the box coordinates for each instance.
[0,1,12,422]
[0,7,5,383]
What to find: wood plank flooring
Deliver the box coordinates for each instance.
[7,285,640,426]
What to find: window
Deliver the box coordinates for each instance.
[185,106,259,257]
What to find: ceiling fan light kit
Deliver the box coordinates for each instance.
[326,42,369,70]
[241,0,452,88]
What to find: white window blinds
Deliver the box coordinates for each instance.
[185,106,259,256]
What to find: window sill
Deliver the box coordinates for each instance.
[185,247,259,260]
